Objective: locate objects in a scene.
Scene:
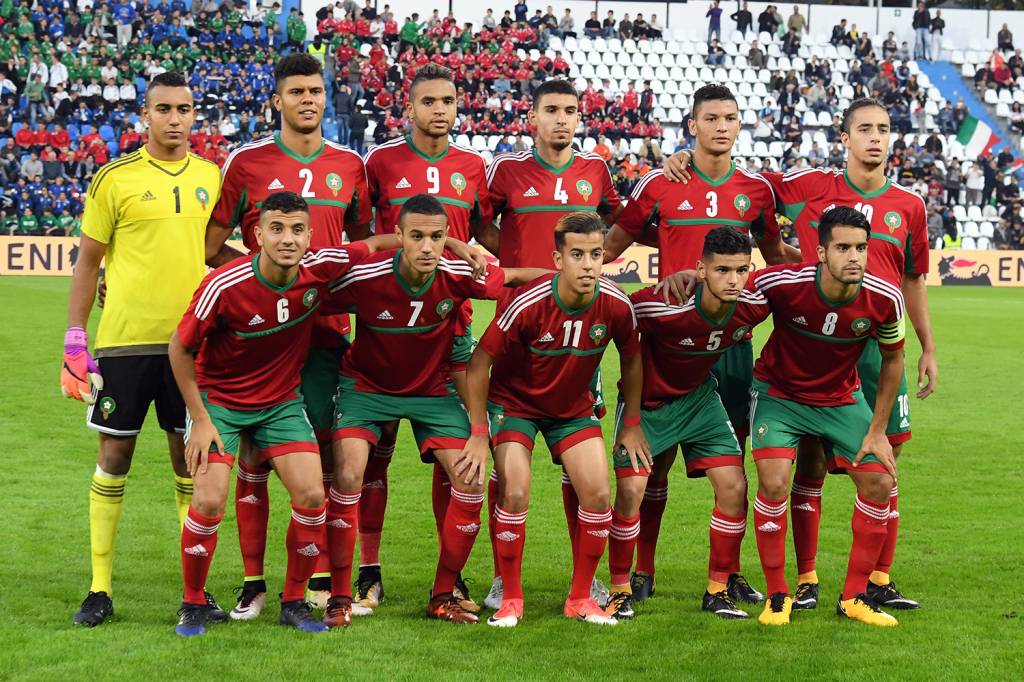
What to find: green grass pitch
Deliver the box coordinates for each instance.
[1,277,1022,681]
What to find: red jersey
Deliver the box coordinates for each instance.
[751,262,906,407]
[479,274,639,420]
[328,250,506,396]
[487,149,621,267]
[177,244,369,411]
[212,133,372,347]
[764,168,929,285]
[364,135,491,240]
[617,164,781,280]
[630,285,770,409]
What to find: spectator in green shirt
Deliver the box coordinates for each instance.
[286,8,306,51]
[18,208,39,236]
[400,13,425,52]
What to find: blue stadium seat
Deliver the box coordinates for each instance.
[99,125,115,142]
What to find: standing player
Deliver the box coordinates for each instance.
[476,79,624,608]
[61,72,223,627]
[464,212,648,628]
[602,84,797,605]
[203,53,373,616]
[320,195,546,628]
[746,206,905,627]
[666,98,936,610]
[355,63,492,613]
[607,227,771,621]
[168,192,393,636]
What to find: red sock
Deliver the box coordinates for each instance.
[432,488,484,596]
[636,483,668,576]
[181,508,222,605]
[709,507,746,585]
[358,444,392,567]
[874,484,899,576]
[754,493,789,596]
[608,511,640,586]
[311,473,333,580]
[487,470,500,578]
[431,462,451,541]
[791,474,824,575]
[235,462,270,580]
[283,503,326,602]
[561,470,579,554]
[844,495,890,600]
[494,506,527,601]
[570,507,612,600]
[327,487,361,598]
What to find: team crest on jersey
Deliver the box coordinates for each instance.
[732,325,750,341]
[436,298,454,318]
[734,194,750,217]
[100,396,116,420]
[195,187,209,209]
[589,323,607,344]
[576,179,593,201]
[326,173,343,197]
[756,423,768,442]
[450,172,467,196]
[303,288,318,308]
[851,317,872,336]
[884,211,902,233]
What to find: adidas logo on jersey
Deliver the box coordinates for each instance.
[757,521,782,533]
[900,418,910,429]
[678,337,695,346]
[297,543,320,557]
[377,310,394,320]
[522,186,539,197]
[395,177,412,189]
[267,178,285,190]
[238,494,261,504]
[184,543,209,557]
[248,314,265,326]
[536,332,555,343]
[456,523,481,534]
[793,503,816,512]
[327,518,352,528]
[141,190,156,201]
[677,199,693,211]
[496,531,521,542]
[792,316,808,326]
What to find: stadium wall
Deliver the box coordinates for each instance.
[3,237,1020,286]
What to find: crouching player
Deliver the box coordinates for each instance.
[748,206,905,627]
[167,192,396,636]
[606,227,770,621]
[464,212,648,628]
[320,194,546,628]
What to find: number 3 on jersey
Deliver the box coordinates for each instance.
[706,191,718,217]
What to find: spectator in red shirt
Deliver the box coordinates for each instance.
[119,127,141,153]
[374,88,394,113]
[48,123,70,150]
[623,83,639,113]
[14,125,37,151]
[553,51,570,75]
[384,17,399,45]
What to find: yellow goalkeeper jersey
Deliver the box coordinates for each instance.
[82,146,221,355]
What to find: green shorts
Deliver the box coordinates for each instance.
[449,328,477,371]
[189,395,318,467]
[857,337,912,445]
[749,379,887,474]
[590,366,607,418]
[332,376,469,456]
[487,402,603,464]
[710,338,753,438]
[300,340,349,443]
[612,378,742,478]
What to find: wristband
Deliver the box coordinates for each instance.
[471,423,489,437]
[65,326,88,353]
[623,415,641,428]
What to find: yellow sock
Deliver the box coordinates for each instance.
[707,579,727,594]
[870,571,890,586]
[174,475,194,529]
[797,571,818,585]
[89,468,126,595]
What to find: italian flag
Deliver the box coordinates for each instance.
[956,115,1001,158]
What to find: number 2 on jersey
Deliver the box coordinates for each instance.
[298,169,315,197]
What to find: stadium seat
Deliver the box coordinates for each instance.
[979,221,995,237]
[952,205,968,222]
[982,205,999,218]
[985,90,999,105]
[963,222,981,238]
[472,136,487,151]
[961,236,976,249]
[967,205,984,221]
[976,236,991,250]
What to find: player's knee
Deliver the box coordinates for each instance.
[578,487,610,511]
[291,483,325,509]
[191,490,226,517]
[452,480,484,497]
[758,475,789,500]
[859,473,893,503]
[892,443,903,459]
[501,485,530,512]
[714,473,748,512]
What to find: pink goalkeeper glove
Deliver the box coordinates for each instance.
[61,327,103,403]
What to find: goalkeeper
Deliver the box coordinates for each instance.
[60,72,224,628]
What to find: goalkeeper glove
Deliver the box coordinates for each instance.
[61,327,103,403]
